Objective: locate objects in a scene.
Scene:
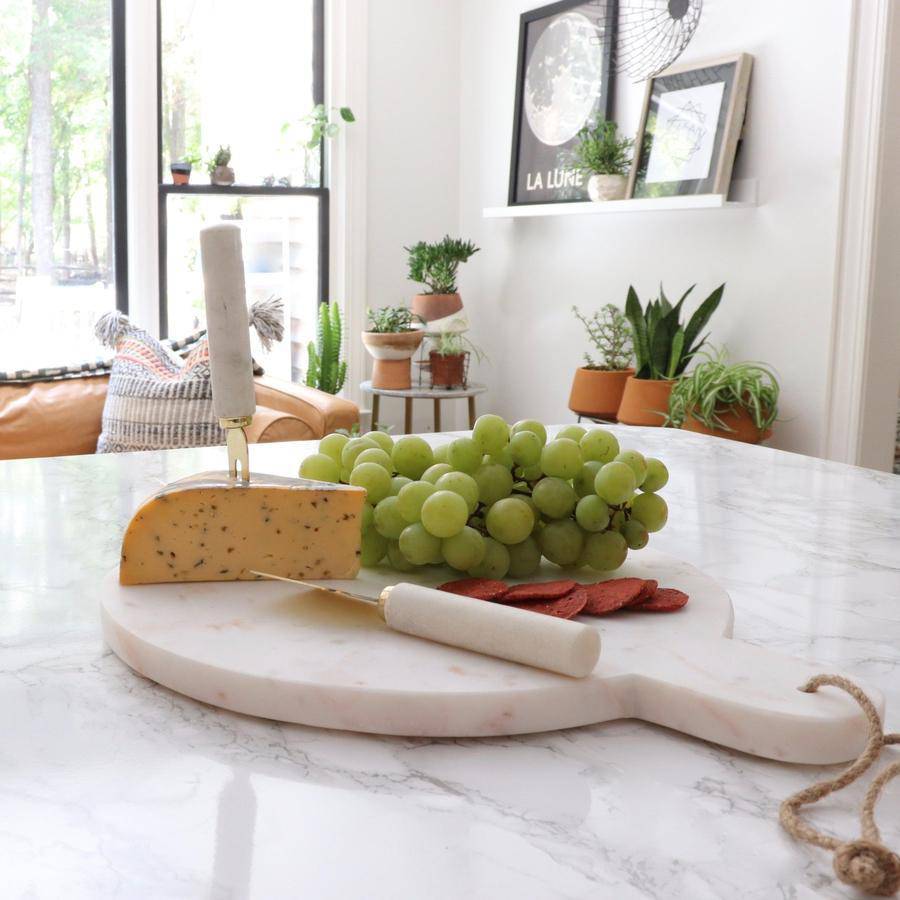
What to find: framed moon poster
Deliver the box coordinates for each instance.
[508,0,617,206]
[628,53,753,199]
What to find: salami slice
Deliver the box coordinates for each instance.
[501,579,578,603]
[638,587,689,612]
[514,588,588,619]
[581,577,646,615]
[438,577,509,601]
[628,579,658,607]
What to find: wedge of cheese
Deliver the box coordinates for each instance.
[120,472,366,585]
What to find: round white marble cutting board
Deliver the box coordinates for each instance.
[101,549,877,763]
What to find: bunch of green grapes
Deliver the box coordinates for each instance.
[300,416,669,578]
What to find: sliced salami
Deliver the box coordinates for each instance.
[582,577,646,615]
[438,577,509,601]
[513,588,588,619]
[629,579,658,607]
[638,587,689,612]
[501,579,578,603]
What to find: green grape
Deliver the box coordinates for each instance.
[488,446,515,469]
[472,413,510,454]
[510,419,547,446]
[556,424,586,443]
[354,447,393,471]
[580,429,619,463]
[299,453,340,483]
[574,460,603,497]
[432,443,450,464]
[422,463,454,484]
[387,540,421,573]
[436,470,480,514]
[448,437,482,473]
[641,458,669,493]
[539,519,584,567]
[442,526,486,571]
[473,464,514,506]
[622,518,649,550]
[319,432,349,464]
[350,462,392,504]
[615,450,648,487]
[610,509,628,530]
[532,476,577,519]
[389,475,411,496]
[397,479,437,522]
[631,492,668,532]
[468,536,510,579]
[519,495,543,535]
[340,467,352,483]
[507,536,542,577]
[360,530,388,566]
[516,463,544,482]
[366,430,394,453]
[361,502,375,531]
[341,436,378,470]
[540,438,583,479]
[399,522,444,565]
[509,429,542,467]
[485,497,535,545]
[594,461,636,505]
[391,436,434,479]
[373,496,407,539]
[575,494,610,532]
[420,490,469,538]
[582,530,628,571]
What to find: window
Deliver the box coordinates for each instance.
[0,0,126,370]
[158,0,326,382]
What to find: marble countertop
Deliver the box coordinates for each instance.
[2,428,898,899]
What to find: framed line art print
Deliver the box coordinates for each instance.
[628,53,753,199]
[508,0,617,206]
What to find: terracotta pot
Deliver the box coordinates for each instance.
[411,293,463,323]
[211,165,235,186]
[170,163,192,185]
[429,351,466,388]
[587,173,627,201]
[680,406,774,443]
[616,376,674,426]
[361,330,424,389]
[568,367,634,419]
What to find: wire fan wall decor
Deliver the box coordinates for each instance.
[611,0,703,81]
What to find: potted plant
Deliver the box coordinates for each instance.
[361,306,424,390]
[571,120,634,202]
[568,304,634,419]
[667,349,779,443]
[170,156,198,185]
[306,301,347,395]
[207,145,235,186]
[429,331,485,388]
[405,236,479,323]
[617,283,724,426]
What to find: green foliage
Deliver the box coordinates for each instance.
[300,104,356,149]
[366,306,421,333]
[571,121,634,177]
[624,284,725,380]
[206,145,231,174]
[405,236,480,295]
[572,304,632,370]
[306,301,347,395]
[667,348,780,431]
[432,330,486,362]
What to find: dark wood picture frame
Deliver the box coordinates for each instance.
[508,0,617,206]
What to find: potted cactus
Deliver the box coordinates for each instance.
[405,236,480,323]
[571,120,634,202]
[617,283,724,426]
[207,145,235,186]
[361,306,424,390]
[306,301,347,395]
[568,304,633,419]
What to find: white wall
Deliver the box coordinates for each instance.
[456,0,855,456]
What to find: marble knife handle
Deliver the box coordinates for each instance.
[199,224,255,421]
[381,583,601,678]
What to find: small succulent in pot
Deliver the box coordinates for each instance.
[429,330,486,389]
[170,156,198,185]
[405,236,480,323]
[570,120,634,201]
[207,145,235,186]
[362,305,424,390]
[366,305,422,334]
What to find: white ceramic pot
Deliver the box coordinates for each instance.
[588,174,627,202]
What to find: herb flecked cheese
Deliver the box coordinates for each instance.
[120,472,366,585]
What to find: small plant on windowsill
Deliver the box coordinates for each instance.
[207,145,234,186]
[361,305,424,390]
[405,236,480,323]
[571,120,634,201]
[568,304,634,420]
[170,155,200,186]
[429,330,485,389]
[282,104,356,186]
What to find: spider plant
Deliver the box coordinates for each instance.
[667,348,780,431]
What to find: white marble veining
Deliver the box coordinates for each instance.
[1,427,899,899]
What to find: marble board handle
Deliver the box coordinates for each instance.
[382,583,601,678]
[199,224,256,421]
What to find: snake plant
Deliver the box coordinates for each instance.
[306,301,347,394]
[624,283,724,380]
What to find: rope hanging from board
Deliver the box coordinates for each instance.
[779,675,900,896]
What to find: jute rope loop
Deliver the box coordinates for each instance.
[779,674,900,896]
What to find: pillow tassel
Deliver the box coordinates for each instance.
[94,310,133,349]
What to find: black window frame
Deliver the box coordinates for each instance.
[154,0,328,337]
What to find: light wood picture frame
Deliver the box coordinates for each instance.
[627,53,753,199]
